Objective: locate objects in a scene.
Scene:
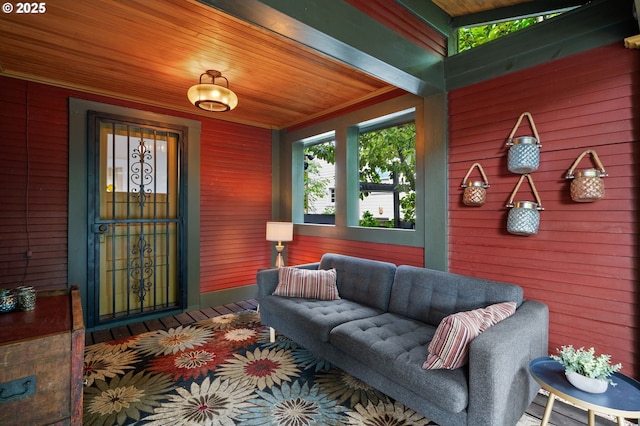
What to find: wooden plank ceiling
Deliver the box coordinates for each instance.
[0,0,533,129]
[434,0,534,17]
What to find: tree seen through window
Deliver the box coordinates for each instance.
[304,116,416,228]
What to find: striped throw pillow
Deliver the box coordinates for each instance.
[273,267,340,300]
[422,301,516,370]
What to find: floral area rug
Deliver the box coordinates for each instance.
[83,310,541,425]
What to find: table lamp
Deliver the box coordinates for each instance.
[266,221,293,268]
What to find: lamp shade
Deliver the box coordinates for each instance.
[187,70,238,112]
[187,84,238,112]
[266,222,293,242]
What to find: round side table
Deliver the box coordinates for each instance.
[529,356,640,426]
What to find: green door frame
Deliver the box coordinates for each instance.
[68,98,202,331]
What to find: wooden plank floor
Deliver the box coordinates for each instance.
[85,299,259,346]
[85,299,632,426]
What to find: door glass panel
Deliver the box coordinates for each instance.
[97,122,180,321]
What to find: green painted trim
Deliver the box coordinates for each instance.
[199,284,258,309]
[290,141,304,224]
[422,92,447,271]
[68,100,90,313]
[200,0,444,96]
[345,126,359,228]
[445,0,637,91]
[68,98,201,329]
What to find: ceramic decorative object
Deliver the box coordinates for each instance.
[551,345,622,392]
[565,149,608,202]
[16,286,37,311]
[506,112,541,174]
[566,371,608,393]
[0,288,17,313]
[505,174,544,236]
[461,162,490,207]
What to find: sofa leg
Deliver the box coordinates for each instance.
[270,327,275,343]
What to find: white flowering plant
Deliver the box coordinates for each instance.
[551,345,622,386]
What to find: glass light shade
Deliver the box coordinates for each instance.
[187,83,238,112]
[266,222,293,242]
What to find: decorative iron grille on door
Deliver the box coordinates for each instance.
[87,112,186,328]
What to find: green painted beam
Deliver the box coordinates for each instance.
[198,0,445,96]
[445,0,637,91]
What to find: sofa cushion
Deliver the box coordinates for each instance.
[273,267,340,300]
[422,302,517,370]
[389,265,523,327]
[319,253,396,311]
[260,295,382,342]
[329,312,470,413]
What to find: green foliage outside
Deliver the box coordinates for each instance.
[457,15,558,53]
[359,210,393,228]
[305,122,416,227]
[358,123,415,193]
[359,211,378,227]
[303,156,330,214]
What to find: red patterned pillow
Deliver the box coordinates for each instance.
[273,267,340,300]
[422,302,516,370]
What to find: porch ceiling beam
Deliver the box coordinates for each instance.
[444,0,637,91]
[197,0,445,97]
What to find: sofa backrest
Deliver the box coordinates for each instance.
[388,265,524,326]
[319,253,396,311]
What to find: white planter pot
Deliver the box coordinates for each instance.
[566,371,608,393]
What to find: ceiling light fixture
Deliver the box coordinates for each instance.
[187,70,238,112]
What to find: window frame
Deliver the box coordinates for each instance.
[285,94,425,248]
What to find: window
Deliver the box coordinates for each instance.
[301,131,336,224]
[288,97,424,240]
[356,108,416,229]
[457,13,562,53]
[105,127,170,194]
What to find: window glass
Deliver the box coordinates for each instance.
[302,132,335,224]
[457,13,561,53]
[357,109,415,229]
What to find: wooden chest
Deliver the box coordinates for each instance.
[0,287,84,426]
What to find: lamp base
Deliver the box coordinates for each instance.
[274,242,286,268]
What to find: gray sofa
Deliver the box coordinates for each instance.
[257,253,549,426]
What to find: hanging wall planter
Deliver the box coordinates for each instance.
[506,112,541,174]
[506,174,544,236]
[565,149,608,203]
[461,163,490,207]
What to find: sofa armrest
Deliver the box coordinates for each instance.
[467,300,549,426]
[256,262,320,300]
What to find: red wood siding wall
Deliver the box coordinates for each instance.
[288,235,424,267]
[0,76,272,295]
[1,80,69,290]
[199,121,272,292]
[346,0,447,59]
[448,43,638,377]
